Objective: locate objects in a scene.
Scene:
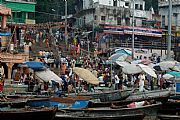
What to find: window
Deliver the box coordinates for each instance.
[174,13,178,27]
[125,17,130,26]
[113,0,117,7]
[162,15,165,28]
[113,9,116,14]
[101,16,106,21]
[94,15,97,20]
[140,5,143,10]
[135,4,138,10]
[16,12,22,18]
[117,17,121,25]
[125,2,129,7]
[27,12,35,19]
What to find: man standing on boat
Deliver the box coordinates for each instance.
[0,61,5,92]
[138,72,145,92]
[114,74,120,90]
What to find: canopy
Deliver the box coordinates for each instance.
[73,67,99,85]
[23,61,45,70]
[138,64,157,78]
[122,64,142,74]
[166,71,180,78]
[35,69,62,84]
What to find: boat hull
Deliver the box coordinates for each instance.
[55,113,145,120]
[0,107,57,120]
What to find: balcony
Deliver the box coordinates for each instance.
[159,1,180,7]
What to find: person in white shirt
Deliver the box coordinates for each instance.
[114,74,120,90]
[138,73,145,92]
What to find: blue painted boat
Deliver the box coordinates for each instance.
[27,97,89,109]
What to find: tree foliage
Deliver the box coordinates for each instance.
[35,0,77,23]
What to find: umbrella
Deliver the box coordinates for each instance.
[172,64,180,72]
[163,74,174,80]
[159,61,177,69]
[116,61,130,67]
[166,71,180,78]
[23,61,45,70]
[153,65,170,72]
[122,64,142,74]
[138,64,157,78]
[109,53,123,61]
[35,69,63,84]
[131,60,142,64]
[73,67,99,85]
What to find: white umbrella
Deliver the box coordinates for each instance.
[163,74,174,80]
[159,61,177,69]
[172,64,180,72]
[122,64,142,74]
[35,69,63,84]
[138,64,157,78]
[116,61,130,67]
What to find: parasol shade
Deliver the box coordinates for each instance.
[35,69,63,84]
[116,61,130,67]
[138,64,157,78]
[159,61,177,69]
[122,64,142,74]
[73,67,99,85]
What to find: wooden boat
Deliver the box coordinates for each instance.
[0,107,57,120]
[27,96,90,109]
[77,89,131,102]
[126,89,171,102]
[157,114,180,120]
[0,95,28,108]
[55,111,145,120]
[88,89,170,108]
[59,102,162,117]
[157,101,180,115]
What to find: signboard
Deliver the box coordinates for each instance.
[103,25,162,37]
[176,82,180,93]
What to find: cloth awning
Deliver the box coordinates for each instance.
[35,69,62,84]
[23,61,45,70]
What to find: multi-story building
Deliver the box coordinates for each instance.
[77,0,153,28]
[159,0,180,31]
[158,0,180,60]
[76,0,162,53]
[0,0,36,24]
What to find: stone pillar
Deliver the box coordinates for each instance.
[1,15,7,29]
[7,63,14,79]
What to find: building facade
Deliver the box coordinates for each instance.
[158,0,180,60]
[159,0,180,31]
[0,0,36,24]
[76,0,163,54]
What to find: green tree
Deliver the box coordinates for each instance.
[35,0,77,23]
